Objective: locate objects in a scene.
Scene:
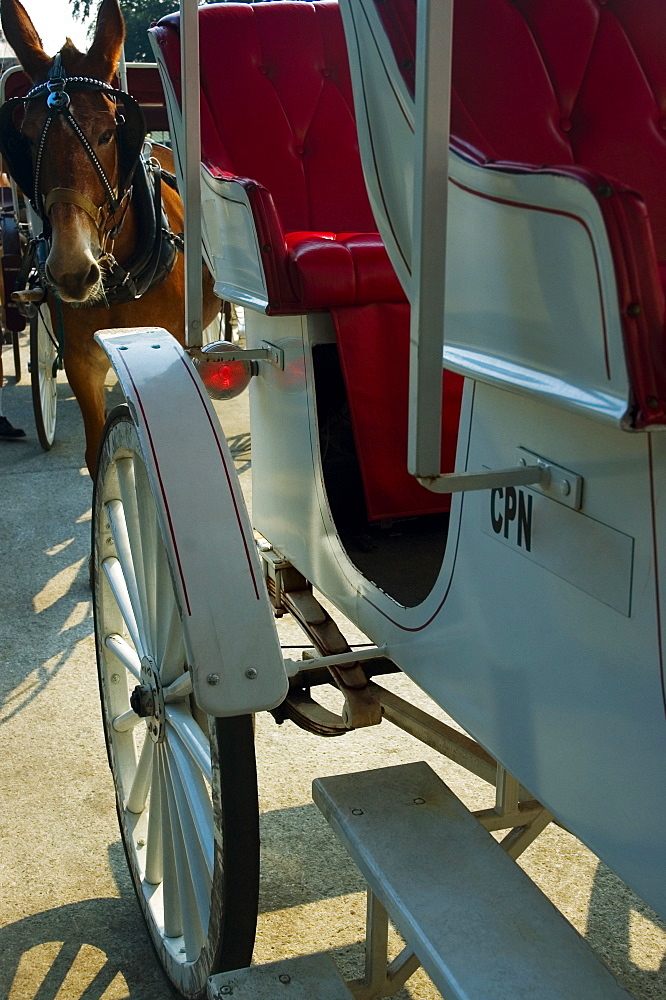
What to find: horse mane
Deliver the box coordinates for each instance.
[59,40,98,79]
[38,16,124,83]
[26,42,88,83]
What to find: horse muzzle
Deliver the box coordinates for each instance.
[46,254,102,303]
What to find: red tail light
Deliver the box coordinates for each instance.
[194,340,254,400]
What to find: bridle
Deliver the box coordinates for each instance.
[0,54,179,310]
[25,54,136,249]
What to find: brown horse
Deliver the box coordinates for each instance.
[0,0,220,473]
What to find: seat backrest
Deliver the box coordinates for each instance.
[376,0,666,261]
[152,1,376,235]
[125,64,170,134]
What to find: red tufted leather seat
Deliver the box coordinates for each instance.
[453,0,666,266]
[152,1,400,311]
[378,0,666,296]
[368,0,666,429]
[152,0,666,513]
[151,1,462,521]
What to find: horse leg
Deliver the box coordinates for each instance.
[63,334,110,476]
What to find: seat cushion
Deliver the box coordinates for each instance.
[285,231,405,307]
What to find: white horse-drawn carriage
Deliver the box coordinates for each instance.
[59,0,666,996]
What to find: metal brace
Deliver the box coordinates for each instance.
[260,548,383,730]
[417,448,583,508]
[189,339,284,369]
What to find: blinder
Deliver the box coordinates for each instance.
[0,98,33,198]
[0,75,146,218]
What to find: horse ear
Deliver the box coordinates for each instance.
[80,0,126,82]
[1,0,53,82]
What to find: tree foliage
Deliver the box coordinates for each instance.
[71,0,180,61]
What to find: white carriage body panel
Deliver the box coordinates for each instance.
[150,0,664,928]
[96,327,288,717]
[200,171,270,312]
[247,306,666,922]
[442,156,630,425]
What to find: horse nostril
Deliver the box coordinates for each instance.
[47,263,101,302]
[86,263,100,288]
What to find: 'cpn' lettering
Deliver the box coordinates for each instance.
[490,487,532,551]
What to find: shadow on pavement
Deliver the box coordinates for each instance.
[586,861,666,999]
[0,844,169,1000]
[0,488,94,728]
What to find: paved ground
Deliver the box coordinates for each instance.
[1,330,665,1000]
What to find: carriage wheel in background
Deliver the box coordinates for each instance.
[30,305,57,450]
[12,327,20,381]
[93,406,259,999]
[1,208,26,383]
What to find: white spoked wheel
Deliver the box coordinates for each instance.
[93,405,259,999]
[30,304,57,450]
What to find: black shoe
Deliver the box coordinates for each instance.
[0,415,26,439]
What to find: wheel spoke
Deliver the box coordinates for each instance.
[164,742,212,931]
[134,459,160,648]
[31,310,57,449]
[165,704,212,784]
[166,727,214,879]
[125,733,154,814]
[163,755,206,959]
[158,748,183,937]
[40,366,56,411]
[102,556,144,658]
[144,748,163,885]
[155,540,173,661]
[160,598,187,687]
[105,499,148,651]
[105,633,141,680]
[163,672,193,703]
[112,709,143,734]
[117,458,159,653]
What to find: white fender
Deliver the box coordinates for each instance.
[95,325,288,717]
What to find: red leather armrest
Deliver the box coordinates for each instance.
[202,163,299,313]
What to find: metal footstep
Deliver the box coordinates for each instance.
[209,762,632,1000]
[312,762,632,1000]
[208,954,354,999]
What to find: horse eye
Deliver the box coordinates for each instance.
[98,129,114,146]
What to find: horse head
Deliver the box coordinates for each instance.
[0,0,142,304]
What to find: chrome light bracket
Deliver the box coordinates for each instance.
[188,340,284,370]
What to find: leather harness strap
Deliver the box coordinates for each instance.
[44,187,104,227]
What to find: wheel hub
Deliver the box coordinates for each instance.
[131,656,166,743]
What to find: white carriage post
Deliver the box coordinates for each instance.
[91,0,666,998]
